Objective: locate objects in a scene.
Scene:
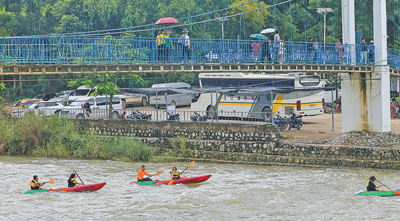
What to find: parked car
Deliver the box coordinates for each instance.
[117,90,148,108]
[49,90,75,105]
[68,86,97,104]
[33,93,57,101]
[31,101,64,116]
[10,99,43,118]
[10,99,42,110]
[149,82,192,108]
[59,96,124,120]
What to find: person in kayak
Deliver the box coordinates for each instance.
[30,175,45,190]
[170,167,188,180]
[137,165,155,181]
[68,173,83,187]
[367,176,383,191]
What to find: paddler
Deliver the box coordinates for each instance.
[170,166,187,180]
[137,165,155,181]
[367,176,383,191]
[30,175,45,190]
[68,173,83,187]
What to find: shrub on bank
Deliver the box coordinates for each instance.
[0,112,153,161]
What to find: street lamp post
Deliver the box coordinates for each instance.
[317,8,334,52]
[217,17,229,39]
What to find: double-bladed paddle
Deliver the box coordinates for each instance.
[130,171,163,184]
[168,161,195,185]
[29,180,55,187]
[70,163,85,185]
[376,179,393,191]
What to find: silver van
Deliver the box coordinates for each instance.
[149,82,192,107]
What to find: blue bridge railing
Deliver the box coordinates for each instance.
[0,35,398,69]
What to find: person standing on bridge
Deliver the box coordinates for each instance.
[307,37,314,64]
[165,30,174,62]
[336,39,345,64]
[313,38,319,64]
[179,29,191,63]
[360,38,368,65]
[273,29,283,64]
[156,29,167,62]
[262,37,271,63]
[368,40,374,64]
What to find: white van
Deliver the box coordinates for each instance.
[149,82,192,107]
[68,86,97,104]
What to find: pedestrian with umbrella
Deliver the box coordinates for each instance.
[154,17,180,63]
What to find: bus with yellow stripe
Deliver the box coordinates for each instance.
[190,72,324,122]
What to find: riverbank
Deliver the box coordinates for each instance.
[74,116,400,170]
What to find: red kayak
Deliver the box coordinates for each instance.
[49,182,106,193]
[158,175,211,185]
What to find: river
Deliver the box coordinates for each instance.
[1,156,400,220]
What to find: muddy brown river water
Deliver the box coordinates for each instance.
[1,156,400,220]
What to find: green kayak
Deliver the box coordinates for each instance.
[356,191,398,197]
[135,181,157,185]
[23,189,51,194]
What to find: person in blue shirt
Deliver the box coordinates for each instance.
[368,40,375,64]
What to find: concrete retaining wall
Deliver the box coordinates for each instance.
[74,120,400,170]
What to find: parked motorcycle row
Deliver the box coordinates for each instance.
[273,112,303,131]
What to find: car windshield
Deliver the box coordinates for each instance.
[54,92,67,98]
[33,94,44,99]
[72,89,90,96]
[11,101,22,107]
[24,103,37,109]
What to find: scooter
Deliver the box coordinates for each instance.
[288,113,303,130]
[130,110,152,121]
[167,113,180,121]
[273,112,289,131]
[190,112,207,122]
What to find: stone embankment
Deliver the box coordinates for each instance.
[75,120,400,170]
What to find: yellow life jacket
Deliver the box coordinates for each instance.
[31,179,39,190]
[171,170,180,176]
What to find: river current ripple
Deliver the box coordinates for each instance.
[1,156,400,220]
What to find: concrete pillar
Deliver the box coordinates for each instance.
[341,0,356,65]
[341,0,391,132]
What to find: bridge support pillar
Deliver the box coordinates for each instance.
[341,69,390,132]
[341,0,390,132]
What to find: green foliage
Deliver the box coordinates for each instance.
[0,82,5,90]
[0,115,153,161]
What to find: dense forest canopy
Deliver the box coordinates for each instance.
[0,0,399,100]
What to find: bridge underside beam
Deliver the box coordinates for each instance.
[0,64,376,76]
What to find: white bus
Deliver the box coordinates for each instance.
[190,72,324,121]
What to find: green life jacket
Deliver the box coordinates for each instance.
[171,170,180,179]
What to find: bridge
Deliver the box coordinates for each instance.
[0,37,399,76]
[0,0,398,133]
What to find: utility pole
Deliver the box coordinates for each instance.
[317,8,334,52]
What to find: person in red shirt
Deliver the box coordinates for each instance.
[137,165,155,181]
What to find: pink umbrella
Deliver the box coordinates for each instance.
[154,17,179,25]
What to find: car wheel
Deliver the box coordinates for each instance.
[76,113,84,119]
[122,100,127,109]
[262,107,272,122]
[141,97,148,106]
[170,101,176,106]
[112,111,120,120]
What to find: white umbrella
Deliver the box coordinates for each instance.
[260,28,276,34]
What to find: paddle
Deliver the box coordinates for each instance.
[130,171,163,184]
[69,163,85,185]
[168,161,195,185]
[376,179,393,191]
[29,180,55,187]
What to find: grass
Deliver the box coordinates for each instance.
[0,112,153,161]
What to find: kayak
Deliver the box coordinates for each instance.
[356,190,400,197]
[157,174,211,185]
[23,182,106,194]
[135,181,158,185]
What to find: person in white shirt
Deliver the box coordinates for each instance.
[178,29,191,62]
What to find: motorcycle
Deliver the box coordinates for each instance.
[190,112,207,122]
[288,113,303,130]
[130,110,152,121]
[390,101,400,119]
[167,113,180,121]
[273,112,289,131]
